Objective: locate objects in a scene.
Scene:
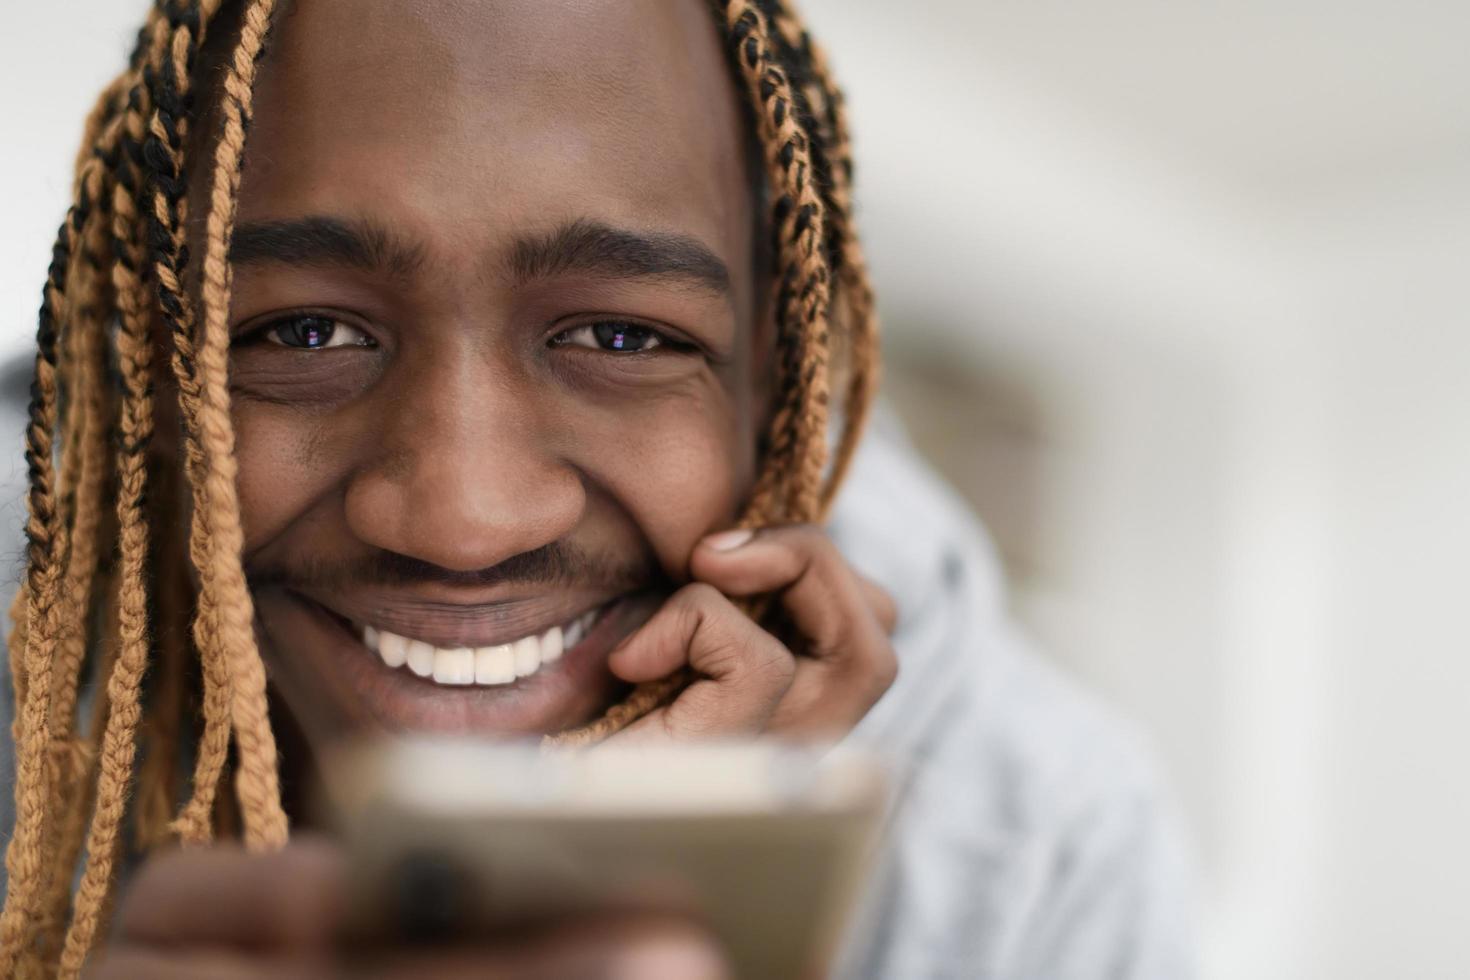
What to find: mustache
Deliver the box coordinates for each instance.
[246,541,660,594]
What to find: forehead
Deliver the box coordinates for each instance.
[236,0,750,280]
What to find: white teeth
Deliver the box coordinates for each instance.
[405,639,434,670]
[406,640,435,678]
[378,631,408,669]
[512,636,541,678]
[541,625,563,663]
[434,647,474,686]
[475,644,515,684]
[361,606,601,688]
[565,609,598,650]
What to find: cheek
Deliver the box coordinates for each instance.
[579,388,757,579]
[231,403,341,552]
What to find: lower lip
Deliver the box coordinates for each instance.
[257,591,640,737]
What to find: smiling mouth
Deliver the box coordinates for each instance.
[257,586,650,736]
[356,605,607,689]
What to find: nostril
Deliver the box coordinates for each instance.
[343,454,587,574]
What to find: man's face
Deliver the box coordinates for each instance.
[206,0,766,742]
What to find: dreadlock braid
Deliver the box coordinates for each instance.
[4,0,881,967]
[131,426,201,850]
[53,23,194,962]
[766,2,879,507]
[112,9,235,851]
[35,110,127,963]
[132,507,191,851]
[50,108,117,676]
[138,0,241,845]
[192,0,289,851]
[0,110,106,980]
[47,87,129,757]
[725,0,833,522]
[47,246,107,781]
[57,148,165,976]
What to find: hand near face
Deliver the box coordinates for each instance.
[89,839,730,979]
[606,525,900,743]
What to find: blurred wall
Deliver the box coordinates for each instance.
[5,3,1470,978]
[796,3,1470,979]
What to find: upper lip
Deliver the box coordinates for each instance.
[285,585,620,649]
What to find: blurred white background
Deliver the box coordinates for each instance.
[4,2,1469,978]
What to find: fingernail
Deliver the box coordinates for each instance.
[703,528,754,552]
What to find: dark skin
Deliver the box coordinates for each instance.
[93,1,896,975]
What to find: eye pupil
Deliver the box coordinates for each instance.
[280,317,334,348]
[593,322,651,351]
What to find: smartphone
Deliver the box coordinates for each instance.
[316,737,889,979]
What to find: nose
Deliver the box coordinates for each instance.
[343,358,584,573]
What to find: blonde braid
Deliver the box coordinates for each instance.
[0,115,98,980]
[35,111,127,962]
[194,0,288,850]
[136,0,237,844]
[7,587,29,734]
[125,50,191,849]
[57,159,165,974]
[133,540,191,851]
[46,280,106,775]
[47,105,124,797]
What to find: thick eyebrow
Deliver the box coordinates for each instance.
[229,216,426,281]
[228,215,732,298]
[509,219,731,297]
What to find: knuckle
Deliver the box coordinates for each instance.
[673,582,726,634]
[684,581,724,606]
[765,646,799,686]
[748,636,797,689]
[706,628,793,692]
[675,581,725,613]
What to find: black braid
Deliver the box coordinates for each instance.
[743,1,841,270]
[760,2,848,275]
[24,193,90,590]
[721,2,839,512]
[141,1,208,396]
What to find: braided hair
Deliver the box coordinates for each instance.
[0,0,879,973]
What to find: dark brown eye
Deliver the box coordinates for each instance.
[557,321,665,352]
[265,315,371,350]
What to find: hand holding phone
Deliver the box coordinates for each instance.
[319,738,889,978]
[95,837,731,979]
